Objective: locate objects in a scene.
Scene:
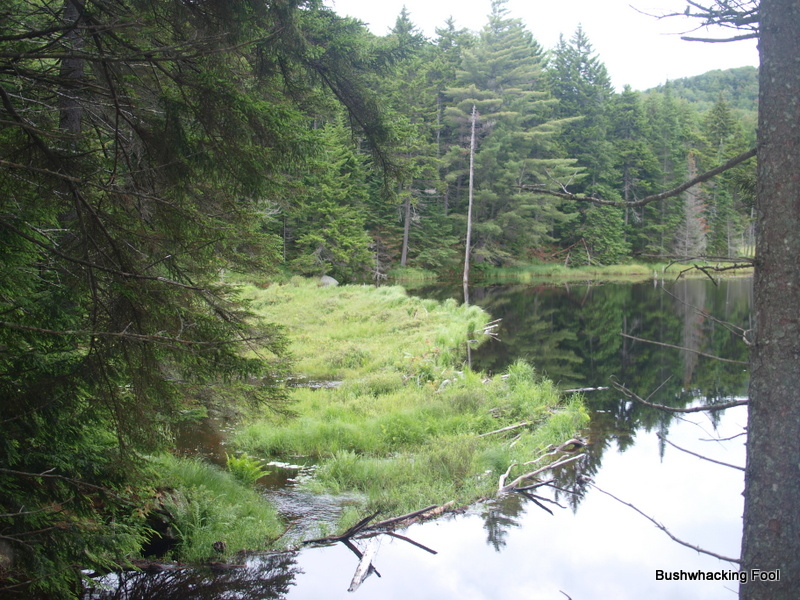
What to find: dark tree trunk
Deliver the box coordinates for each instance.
[740,1,800,597]
[59,0,86,134]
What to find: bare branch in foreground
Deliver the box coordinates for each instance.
[656,434,745,471]
[619,333,748,365]
[591,483,741,564]
[522,147,756,209]
[611,379,748,413]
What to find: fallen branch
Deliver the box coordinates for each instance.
[657,433,745,471]
[591,483,741,564]
[501,454,584,493]
[479,421,530,437]
[367,505,438,530]
[302,511,380,545]
[384,531,438,555]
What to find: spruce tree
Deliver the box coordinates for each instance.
[444,0,577,264]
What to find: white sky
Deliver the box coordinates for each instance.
[324,0,759,91]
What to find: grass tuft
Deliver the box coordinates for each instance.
[150,454,283,562]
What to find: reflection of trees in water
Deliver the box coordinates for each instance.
[85,552,300,600]
[424,279,752,549]
[480,494,526,551]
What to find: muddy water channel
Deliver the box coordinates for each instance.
[91,278,752,599]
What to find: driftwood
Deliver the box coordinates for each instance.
[348,537,380,592]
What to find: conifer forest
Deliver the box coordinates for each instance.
[0,0,764,597]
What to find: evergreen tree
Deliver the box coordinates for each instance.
[548,26,615,190]
[283,117,373,280]
[0,0,395,592]
[547,26,622,262]
[610,86,660,253]
[639,85,694,255]
[444,0,576,264]
[698,94,752,255]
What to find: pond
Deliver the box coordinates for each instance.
[87,277,751,599]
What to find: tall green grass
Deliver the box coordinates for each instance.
[240,279,488,381]
[229,281,588,531]
[235,357,588,519]
[150,454,283,562]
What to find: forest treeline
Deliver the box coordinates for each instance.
[0,0,756,596]
[271,2,758,281]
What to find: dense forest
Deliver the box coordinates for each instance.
[264,4,759,280]
[0,0,758,596]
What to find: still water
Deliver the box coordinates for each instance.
[89,277,752,600]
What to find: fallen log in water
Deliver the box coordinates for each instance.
[348,537,380,592]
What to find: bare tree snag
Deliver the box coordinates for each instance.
[462,104,477,305]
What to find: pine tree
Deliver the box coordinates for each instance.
[610,86,660,253]
[698,94,752,255]
[444,0,577,264]
[0,1,396,592]
[547,26,623,262]
[283,117,373,280]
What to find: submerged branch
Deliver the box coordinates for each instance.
[619,333,748,365]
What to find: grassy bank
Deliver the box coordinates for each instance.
[233,280,588,535]
[240,278,489,381]
[389,261,754,286]
[149,454,284,562]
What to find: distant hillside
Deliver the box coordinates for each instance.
[649,66,758,114]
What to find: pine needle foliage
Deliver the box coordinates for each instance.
[0,1,395,595]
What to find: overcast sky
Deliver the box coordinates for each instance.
[324,0,759,91]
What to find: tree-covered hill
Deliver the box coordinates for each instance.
[649,66,758,114]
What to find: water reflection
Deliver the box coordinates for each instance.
[90,279,750,599]
[86,552,300,600]
[458,278,752,408]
